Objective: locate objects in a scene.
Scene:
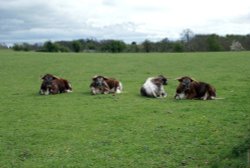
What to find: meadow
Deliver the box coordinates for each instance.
[0,50,249,167]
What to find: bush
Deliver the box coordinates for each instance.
[72,40,81,52]
[13,44,22,51]
[173,42,184,52]
[12,43,32,51]
[142,40,153,52]
[207,34,223,51]
[101,40,126,53]
[43,41,60,52]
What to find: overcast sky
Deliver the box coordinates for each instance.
[1,0,250,44]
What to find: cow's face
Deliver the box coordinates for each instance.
[41,74,57,87]
[92,76,106,87]
[177,76,193,92]
[158,75,168,85]
[42,74,56,81]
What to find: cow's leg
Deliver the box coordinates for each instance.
[175,92,186,99]
[159,87,167,98]
[116,82,122,93]
[91,87,97,95]
[44,89,50,95]
[201,92,208,100]
[103,88,110,94]
[50,85,59,94]
[40,89,44,95]
[148,86,158,98]
[161,91,167,98]
[66,83,73,92]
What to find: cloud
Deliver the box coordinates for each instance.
[232,13,250,24]
[0,0,150,43]
[102,0,117,6]
[0,0,250,44]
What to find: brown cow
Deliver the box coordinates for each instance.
[174,76,216,100]
[40,74,72,95]
[90,75,122,95]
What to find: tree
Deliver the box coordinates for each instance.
[72,40,81,52]
[180,29,195,51]
[142,40,153,52]
[85,39,99,51]
[128,41,139,52]
[181,29,195,43]
[101,40,126,53]
[0,43,8,49]
[12,43,32,51]
[187,35,208,51]
[13,44,22,51]
[207,34,222,51]
[156,38,171,52]
[58,45,70,52]
[173,42,184,52]
[230,40,244,51]
[43,41,59,52]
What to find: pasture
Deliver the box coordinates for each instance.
[0,50,249,167]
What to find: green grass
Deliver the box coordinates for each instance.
[0,50,249,167]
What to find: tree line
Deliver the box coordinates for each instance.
[11,31,250,53]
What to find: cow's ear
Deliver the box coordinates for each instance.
[52,76,57,80]
[102,76,109,80]
[158,75,166,81]
[175,77,183,82]
[191,77,198,82]
[42,74,58,81]
[41,75,46,80]
[92,75,98,80]
[187,77,195,82]
[158,75,164,79]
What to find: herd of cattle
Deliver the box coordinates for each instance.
[40,74,216,100]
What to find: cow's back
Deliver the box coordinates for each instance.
[52,79,67,93]
[105,78,119,89]
[194,82,216,99]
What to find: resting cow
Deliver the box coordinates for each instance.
[174,76,216,100]
[140,75,168,98]
[40,74,72,95]
[90,75,123,95]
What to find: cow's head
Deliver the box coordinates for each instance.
[41,74,57,87]
[158,75,168,85]
[92,75,108,87]
[152,75,168,86]
[176,76,194,92]
[41,74,57,81]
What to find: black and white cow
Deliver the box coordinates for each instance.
[140,75,168,98]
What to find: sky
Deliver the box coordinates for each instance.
[1,0,250,45]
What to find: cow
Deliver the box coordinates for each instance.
[140,75,168,98]
[174,76,216,100]
[90,75,123,95]
[40,74,72,95]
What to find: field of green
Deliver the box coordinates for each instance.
[0,50,249,167]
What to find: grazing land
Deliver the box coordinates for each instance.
[0,50,249,167]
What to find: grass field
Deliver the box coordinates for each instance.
[0,50,249,167]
